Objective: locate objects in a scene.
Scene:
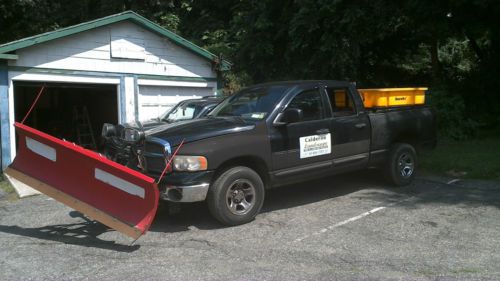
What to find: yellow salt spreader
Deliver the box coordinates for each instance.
[358,87,427,108]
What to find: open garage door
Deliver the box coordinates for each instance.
[138,85,214,121]
[13,82,118,150]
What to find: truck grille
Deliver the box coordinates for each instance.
[142,138,171,174]
[145,142,165,155]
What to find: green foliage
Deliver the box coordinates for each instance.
[439,38,477,82]
[158,13,180,33]
[222,72,252,96]
[430,88,479,140]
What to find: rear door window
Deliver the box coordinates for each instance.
[325,87,356,117]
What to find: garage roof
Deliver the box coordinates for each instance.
[0,11,231,70]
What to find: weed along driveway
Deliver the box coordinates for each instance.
[0,171,499,280]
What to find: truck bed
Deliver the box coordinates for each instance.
[367,105,436,165]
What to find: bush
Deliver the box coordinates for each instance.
[430,88,479,140]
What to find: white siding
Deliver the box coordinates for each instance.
[10,21,216,79]
[123,76,136,123]
[138,86,214,121]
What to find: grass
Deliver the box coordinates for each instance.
[420,129,500,180]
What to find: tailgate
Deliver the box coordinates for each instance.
[5,122,159,239]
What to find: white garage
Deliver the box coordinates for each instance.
[0,11,230,170]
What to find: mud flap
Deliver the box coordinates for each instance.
[4,122,159,239]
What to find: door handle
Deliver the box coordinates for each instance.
[355,123,367,129]
[316,128,330,134]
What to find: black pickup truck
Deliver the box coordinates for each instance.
[109,80,436,226]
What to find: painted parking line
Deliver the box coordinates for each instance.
[292,196,419,243]
[293,179,454,243]
[447,178,461,185]
[293,206,387,243]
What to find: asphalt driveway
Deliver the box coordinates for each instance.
[0,170,499,280]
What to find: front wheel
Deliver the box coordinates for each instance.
[385,143,417,186]
[207,166,265,226]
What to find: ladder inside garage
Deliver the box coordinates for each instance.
[73,106,97,150]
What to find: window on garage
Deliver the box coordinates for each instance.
[13,81,118,150]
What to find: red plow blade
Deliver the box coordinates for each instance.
[5,122,159,239]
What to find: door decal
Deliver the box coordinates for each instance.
[299,133,331,158]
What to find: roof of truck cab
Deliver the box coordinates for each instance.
[247,80,354,88]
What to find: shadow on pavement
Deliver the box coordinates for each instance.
[263,169,387,213]
[403,178,500,209]
[150,201,219,233]
[0,211,140,252]
[149,169,500,233]
[149,169,389,233]
[342,176,500,212]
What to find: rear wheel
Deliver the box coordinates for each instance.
[207,166,264,226]
[385,143,417,186]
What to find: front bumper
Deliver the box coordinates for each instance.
[158,170,214,202]
[160,183,209,202]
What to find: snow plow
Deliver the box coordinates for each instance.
[4,122,159,240]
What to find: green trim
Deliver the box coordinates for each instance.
[0,11,231,70]
[8,65,217,82]
[0,54,18,60]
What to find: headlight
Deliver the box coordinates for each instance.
[173,156,208,171]
[123,128,144,142]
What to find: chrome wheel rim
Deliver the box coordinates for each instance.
[225,179,255,216]
[398,153,414,178]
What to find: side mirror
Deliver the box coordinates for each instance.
[273,108,303,126]
[283,108,303,123]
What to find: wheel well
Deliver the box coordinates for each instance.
[392,134,420,153]
[214,156,270,188]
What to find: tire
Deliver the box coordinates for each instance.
[385,143,417,186]
[207,166,265,226]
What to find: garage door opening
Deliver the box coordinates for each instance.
[13,81,118,150]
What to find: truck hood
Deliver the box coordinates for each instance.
[141,119,167,129]
[145,117,255,146]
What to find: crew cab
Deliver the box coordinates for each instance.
[110,81,436,226]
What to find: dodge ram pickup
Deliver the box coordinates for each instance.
[112,80,436,226]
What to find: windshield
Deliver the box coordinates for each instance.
[161,102,201,122]
[208,86,287,121]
